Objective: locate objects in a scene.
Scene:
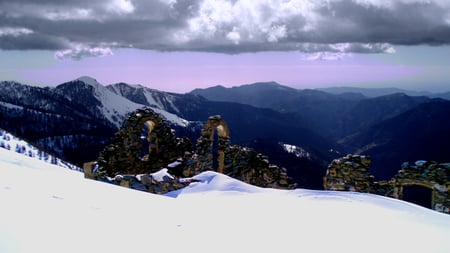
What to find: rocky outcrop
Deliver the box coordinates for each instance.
[324,154,450,214]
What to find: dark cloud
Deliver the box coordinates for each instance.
[1,0,449,59]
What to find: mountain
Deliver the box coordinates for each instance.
[190,82,303,111]
[106,82,334,188]
[189,82,436,139]
[190,82,364,138]
[53,76,188,128]
[1,77,449,192]
[106,82,191,126]
[190,82,450,179]
[0,78,329,189]
[318,86,450,99]
[51,76,141,128]
[0,79,117,164]
[338,93,431,137]
[340,100,450,179]
[1,141,449,253]
[190,82,350,114]
[0,77,190,166]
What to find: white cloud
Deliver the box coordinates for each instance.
[226,27,241,45]
[0,27,33,37]
[267,25,287,43]
[45,8,93,21]
[304,52,349,61]
[55,45,113,60]
[300,42,395,61]
[106,0,135,15]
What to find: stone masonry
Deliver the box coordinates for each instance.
[324,154,450,214]
[84,108,295,194]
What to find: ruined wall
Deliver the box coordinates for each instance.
[195,115,230,173]
[86,109,295,193]
[187,115,294,189]
[324,154,450,214]
[95,108,192,176]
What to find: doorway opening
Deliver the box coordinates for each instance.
[402,185,433,209]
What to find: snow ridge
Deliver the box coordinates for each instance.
[106,82,190,127]
[74,77,189,127]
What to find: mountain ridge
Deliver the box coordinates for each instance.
[317,86,450,99]
[1,77,449,190]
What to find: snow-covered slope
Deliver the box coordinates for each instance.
[0,142,449,253]
[53,76,189,128]
[107,82,190,126]
[76,76,143,127]
[0,129,81,171]
[78,77,189,127]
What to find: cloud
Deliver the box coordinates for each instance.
[55,45,113,60]
[0,0,449,58]
[0,27,33,37]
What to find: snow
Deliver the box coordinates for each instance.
[0,129,81,171]
[151,168,174,182]
[142,88,181,114]
[0,101,23,110]
[76,76,101,86]
[75,77,190,127]
[75,76,143,127]
[281,142,311,159]
[150,107,190,127]
[0,144,449,253]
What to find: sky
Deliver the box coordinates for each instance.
[1,0,450,93]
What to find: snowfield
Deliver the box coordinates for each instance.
[0,147,449,253]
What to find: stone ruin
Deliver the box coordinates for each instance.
[94,108,192,176]
[324,154,450,214]
[84,108,295,193]
[195,115,230,174]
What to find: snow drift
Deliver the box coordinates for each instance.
[0,147,449,253]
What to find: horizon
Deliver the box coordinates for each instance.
[2,73,450,95]
[1,1,450,93]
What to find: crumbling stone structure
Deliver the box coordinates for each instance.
[324,154,450,214]
[195,115,230,173]
[95,108,192,176]
[183,115,293,189]
[85,108,295,193]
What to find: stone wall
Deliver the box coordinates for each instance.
[95,108,192,176]
[86,108,295,194]
[186,143,294,189]
[324,154,450,214]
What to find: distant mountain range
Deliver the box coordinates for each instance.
[191,82,450,179]
[1,77,449,188]
[317,86,450,100]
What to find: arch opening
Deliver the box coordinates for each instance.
[402,185,433,209]
[197,115,230,173]
[212,128,219,170]
[140,120,158,161]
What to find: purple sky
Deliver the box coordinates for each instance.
[1,0,450,93]
[4,46,447,93]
